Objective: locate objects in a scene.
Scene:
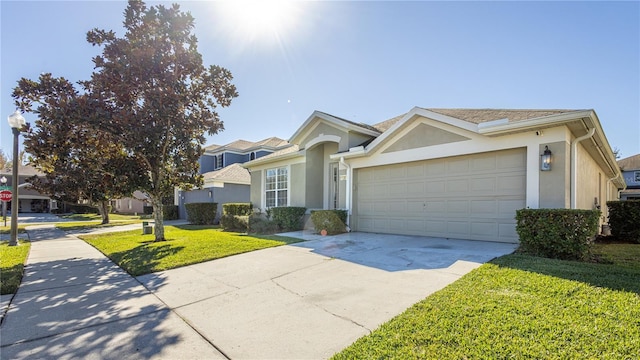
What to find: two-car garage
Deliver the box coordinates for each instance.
[353,148,526,243]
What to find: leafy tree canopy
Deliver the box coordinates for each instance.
[86,0,238,239]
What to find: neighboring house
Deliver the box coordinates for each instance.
[617,154,640,200]
[244,107,624,243]
[110,190,150,215]
[0,165,55,213]
[177,137,290,220]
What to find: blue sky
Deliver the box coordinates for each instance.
[1,1,639,160]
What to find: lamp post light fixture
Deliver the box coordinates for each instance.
[7,110,26,246]
[540,145,552,172]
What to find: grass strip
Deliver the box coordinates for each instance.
[0,240,31,295]
[81,225,302,276]
[333,247,640,359]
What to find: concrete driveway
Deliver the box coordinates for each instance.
[136,231,518,359]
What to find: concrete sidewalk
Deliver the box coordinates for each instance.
[0,225,225,359]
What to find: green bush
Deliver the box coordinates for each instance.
[223,203,253,216]
[248,216,279,234]
[607,200,640,243]
[516,208,600,260]
[68,204,99,214]
[142,206,153,215]
[310,210,348,235]
[270,207,307,231]
[163,205,179,220]
[220,214,249,232]
[185,202,218,225]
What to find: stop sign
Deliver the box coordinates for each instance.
[0,190,12,202]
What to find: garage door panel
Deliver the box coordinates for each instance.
[471,177,496,192]
[471,200,497,215]
[447,221,469,235]
[447,158,470,173]
[498,175,526,192]
[426,181,446,194]
[498,151,526,169]
[472,156,497,171]
[471,222,497,237]
[447,200,469,214]
[446,179,469,193]
[355,148,525,243]
[426,220,447,233]
[425,201,445,214]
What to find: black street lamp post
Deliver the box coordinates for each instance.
[7,110,25,246]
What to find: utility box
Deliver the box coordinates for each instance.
[142,221,153,234]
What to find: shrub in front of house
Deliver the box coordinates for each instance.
[248,215,280,234]
[68,204,100,214]
[163,205,179,220]
[515,208,600,260]
[270,206,307,231]
[185,202,218,225]
[606,200,640,243]
[310,210,348,235]
[220,203,252,232]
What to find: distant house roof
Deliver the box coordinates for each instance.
[0,164,44,177]
[617,154,640,170]
[204,137,289,153]
[203,163,250,185]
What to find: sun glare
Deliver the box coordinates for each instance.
[217,0,304,49]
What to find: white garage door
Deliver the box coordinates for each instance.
[354,148,526,243]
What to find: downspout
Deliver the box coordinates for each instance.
[570,128,596,209]
[339,156,352,232]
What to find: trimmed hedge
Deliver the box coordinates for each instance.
[270,206,307,231]
[607,200,640,243]
[163,205,179,220]
[310,210,348,235]
[67,204,99,214]
[248,216,279,234]
[220,214,249,232]
[516,208,600,260]
[223,203,253,216]
[185,202,218,225]
[220,203,252,232]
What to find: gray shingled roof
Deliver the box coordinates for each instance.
[316,111,381,133]
[423,108,577,124]
[618,154,640,170]
[0,164,44,177]
[371,108,580,132]
[205,137,288,152]
[203,163,250,184]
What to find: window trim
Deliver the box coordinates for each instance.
[216,153,224,169]
[264,165,289,208]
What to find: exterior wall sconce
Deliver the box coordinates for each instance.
[540,145,552,171]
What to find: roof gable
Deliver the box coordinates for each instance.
[289,111,380,147]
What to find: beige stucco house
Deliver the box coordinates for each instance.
[244,107,624,243]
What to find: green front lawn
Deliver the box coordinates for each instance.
[81,225,302,276]
[333,244,640,359]
[0,240,31,295]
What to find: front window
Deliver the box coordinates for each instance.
[265,166,288,208]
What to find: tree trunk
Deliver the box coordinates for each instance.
[99,200,110,224]
[152,197,165,241]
